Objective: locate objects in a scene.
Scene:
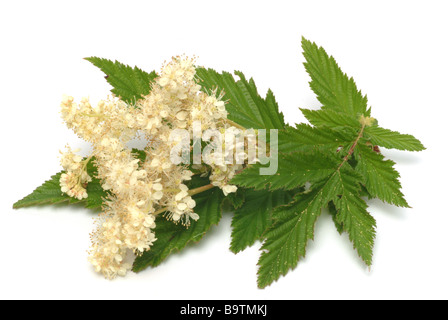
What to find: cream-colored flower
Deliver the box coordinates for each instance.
[60,55,258,279]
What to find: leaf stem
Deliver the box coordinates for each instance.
[338,122,366,170]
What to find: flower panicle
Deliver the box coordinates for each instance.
[60,56,257,279]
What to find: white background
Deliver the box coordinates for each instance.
[1,0,447,300]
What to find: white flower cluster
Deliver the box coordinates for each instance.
[59,146,92,200]
[59,56,252,279]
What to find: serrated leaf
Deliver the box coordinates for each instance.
[253,38,425,289]
[13,172,83,209]
[226,187,246,210]
[278,124,356,154]
[13,149,161,211]
[328,201,344,235]
[364,126,425,151]
[84,179,106,209]
[230,189,294,254]
[85,57,157,104]
[301,108,360,128]
[13,170,107,210]
[355,143,410,207]
[333,164,376,265]
[302,37,369,117]
[232,151,339,190]
[257,174,341,288]
[255,150,378,287]
[196,67,285,130]
[132,186,224,271]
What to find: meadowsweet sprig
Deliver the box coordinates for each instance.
[13,38,424,288]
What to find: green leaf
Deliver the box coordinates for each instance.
[278,124,355,154]
[255,151,378,287]
[328,201,344,235]
[355,143,410,207]
[302,37,369,117]
[13,168,107,210]
[13,150,147,211]
[132,186,224,271]
[333,164,377,265]
[364,126,426,151]
[230,189,295,254]
[196,67,285,129]
[84,180,106,210]
[226,187,246,210]
[252,38,425,288]
[301,108,360,128]
[232,151,339,190]
[85,57,158,104]
[83,159,109,209]
[257,175,340,288]
[13,172,83,209]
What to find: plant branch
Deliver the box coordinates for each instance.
[338,122,366,170]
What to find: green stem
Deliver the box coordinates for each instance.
[338,123,366,170]
[188,183,215,196]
